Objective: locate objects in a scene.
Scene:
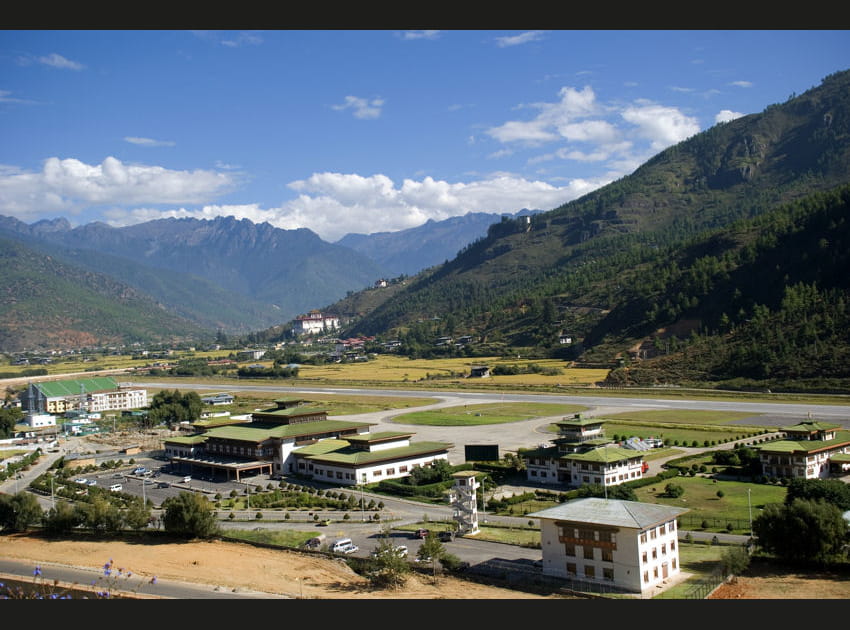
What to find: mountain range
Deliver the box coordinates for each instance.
[0,205,529,352]
[3,68,850,394]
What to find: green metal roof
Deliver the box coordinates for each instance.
[164,434,208,445]
[252,406,329,417]
[781,421,841,433]
[203,419,374,443]
[757,430,850,454]
[562,445,642,463]
[298,440,452,466]
[35,377,118,397]
[346,431,414,443]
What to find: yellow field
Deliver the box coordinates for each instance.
[294,356,608,386]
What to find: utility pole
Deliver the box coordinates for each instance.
[360,473,366,521]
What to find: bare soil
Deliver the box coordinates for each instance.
[708,559,850,599]
[0,533,563,599]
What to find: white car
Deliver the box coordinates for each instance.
[74,478,88,485]
[371,545,408,559]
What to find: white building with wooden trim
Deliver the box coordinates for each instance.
[757,420,850,480]
[529,498,688,596]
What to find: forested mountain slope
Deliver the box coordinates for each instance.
[338,70,850,390]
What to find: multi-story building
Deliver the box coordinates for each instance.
[757,419,850,479]
[20,377,147,415]
[529,497,688,596]
[291,310,340,336]
[164,398,451,484]
[522,415,647,487]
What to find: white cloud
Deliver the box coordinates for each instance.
[331,95,384,119]
[0,157,234,221]
[620,102,701,151]
[399,30,441,40]
[487,85,701,179]
[124,136,176,147]
[495,31,547,47]
[729,80,753,88]
[38,53,85,71]
[105,172,599,243]
[715,109,745,124]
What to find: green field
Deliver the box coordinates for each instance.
[391,402,588,426]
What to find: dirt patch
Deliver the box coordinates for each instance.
[0,533,563,599]
[709,559,850,599]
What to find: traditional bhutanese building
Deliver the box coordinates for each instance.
[757,419,850,479]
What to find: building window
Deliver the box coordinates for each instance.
[672,558,677,569]
[640,532,647,544]
[653,567,659,579]
[603,567,614,581]
[643,571,649,583]
[671,540,676,551]
[373,470,382,476]
[659,524,666,535]
[601,549,613,563]
[336,471,343,479]
[530,470,537,477]
[583,547,594,560]
[642,551,648,564]
[661,543,667,555]
[566,563,577,576]
[584,565,595,578]
[399,466,408,473]
[386,468,395,475]
[650,528,657,540]
[564,544,575,557]
[652,548,658,560]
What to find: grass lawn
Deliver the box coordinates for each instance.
[391,402,588,426]
[655,541,727,599]
[222,528,317,548]
[634,476,787,531]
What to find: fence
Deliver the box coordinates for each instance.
[679,515,751,531]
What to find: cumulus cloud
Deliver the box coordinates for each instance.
[332,95,384,119]
[124,136,176,147]
[488,84,700,175]
[715,109,745,124]
[0,157,234,221]
[495,31,547,47]
[103,172,602,243]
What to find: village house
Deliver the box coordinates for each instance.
[290,310,340,336]
[529,497,688,596]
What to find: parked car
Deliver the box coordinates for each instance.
[86,479,97,486]
[133,467,146,475]
[74,478,88,485]
[371,545,408,559]
[438,530,455,542]
[413,528,430,539]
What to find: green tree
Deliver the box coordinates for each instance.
[416,531,446,582]
[81,496,125,534]
[368,530,411,589]
[161,491,220,539]
[753,498,849,565]
[0,492,43,532]
[0,407,24,439]
[123,496,153,531]
[42,501,86,535]
[720,546,751,581]
[663,483,684,498]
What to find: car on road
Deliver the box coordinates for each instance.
[112,473,123,479]
[331,538,358,554]
[74,478,88,485]
[133,467,147,475]
[438,530,455,542]
[156,481,170,488]
[86,479,97,486]
[371,545,408,559]
[413,528,430,539]
[316,519,331,527]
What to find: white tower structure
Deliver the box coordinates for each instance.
[449,471,480,535]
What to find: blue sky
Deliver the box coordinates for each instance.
[1,29,848,242]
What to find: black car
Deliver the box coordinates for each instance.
[438,530,455,542]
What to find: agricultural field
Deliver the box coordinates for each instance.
[292,356,608,387]
[391,402,589,426]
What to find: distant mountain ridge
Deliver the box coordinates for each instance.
[336,209,542,276]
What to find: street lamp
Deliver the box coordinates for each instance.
[360,473,367,522]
